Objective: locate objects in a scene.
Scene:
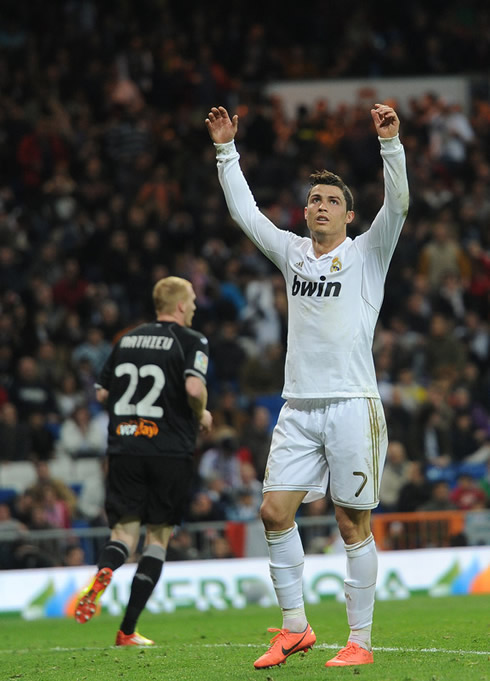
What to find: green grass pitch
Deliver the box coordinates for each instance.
[0,595,488,681]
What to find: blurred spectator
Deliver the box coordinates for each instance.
[392,367,427,414]
[8,356,59,422]
[241,273,282,350]
[27,242,63,287]
[210,387,249,436]
[227,461,263,520]
[299,496,331,552]
[24,278,64,343]
[198,427,249,492]
[55,404,106,460]
[450,474,487,511]
[239,342,285,400]
[379,441,411,512]
[101,229,132,295]
[26,460,77,521]
[431,271,468,322]
[62,544,86,567]
[71,326,112,376]
[384,387,414,454]
[76,457,107,526]
[21,502,60,567]
[428,98,475,175]
[186,491,227,524]
[96,299,123,343]
[227,488,261,522]
[466,241,490,318]
[209,322,248,394]
[243,405,273,481]
[0,401,30,461]
[54,371,86,419]
[166,528,200,561]
[27,411,56,461]
[207,534,236,560]
[455,310,489,372]
[422,313,467,381]
[417,221,471,292]
[0,502,27,568]
[418,480,458,511]
[10,489,35,526]
[40,482,72,529]
[35,340,67,386]
[16,115,69,193]
[411,402,453,469]
[51,257,90,315]
[74,356,100,408]
[450,410,484,462]
[397,461,432,512]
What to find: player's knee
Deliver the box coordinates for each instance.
[260,498,293,531]
[335,505,371,544]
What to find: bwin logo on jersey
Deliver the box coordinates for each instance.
[291,273,341,297]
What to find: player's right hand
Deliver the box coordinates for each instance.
[205,106,238,144]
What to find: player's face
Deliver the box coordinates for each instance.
[182,286,197,327]
[304,185,354,239]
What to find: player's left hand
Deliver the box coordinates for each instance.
[371,104,400,138]
[199,409,213,434]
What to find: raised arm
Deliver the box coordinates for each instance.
[205,105,292,271]
[367,102,409,219]
[359,103,409,309]
[370,103,400,139]
[205,106,239,144]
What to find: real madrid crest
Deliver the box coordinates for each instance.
[330,257,342,273]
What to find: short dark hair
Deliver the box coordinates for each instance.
[306,170,354,212]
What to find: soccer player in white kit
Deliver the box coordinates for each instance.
[206,102,409,668]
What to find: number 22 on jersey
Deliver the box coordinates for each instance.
[114,362,165,418]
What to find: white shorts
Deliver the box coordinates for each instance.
[263,397,388,509]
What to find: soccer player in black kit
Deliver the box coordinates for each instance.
[75,276,212,645]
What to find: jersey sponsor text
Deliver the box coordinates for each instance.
[291,273,341,298]
[116,418,159,438]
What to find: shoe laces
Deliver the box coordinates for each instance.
[336,641,362,659]
[266,628,289,645]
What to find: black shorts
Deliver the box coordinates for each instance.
[105,454,194,528]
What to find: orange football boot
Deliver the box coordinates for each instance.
[74,567,113,623]
[325,641,374,666]
[115,630,155,646]
[254,625,316,669]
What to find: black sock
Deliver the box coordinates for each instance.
[97,540,130,571]
[120,554,164,635]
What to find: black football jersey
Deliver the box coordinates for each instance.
[98,321,209,457]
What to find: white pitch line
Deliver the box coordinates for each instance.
[203,643,490,656]
[0,643,488,656]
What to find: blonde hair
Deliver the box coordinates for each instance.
[152,276,192,315]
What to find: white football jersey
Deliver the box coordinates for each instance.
[215,137,409,399]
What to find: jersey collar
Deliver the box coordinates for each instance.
[306,236,352,261]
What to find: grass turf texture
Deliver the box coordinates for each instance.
[0,595,488,681]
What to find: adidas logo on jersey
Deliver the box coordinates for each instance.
[294,260,304,269]
[291,273,341,297]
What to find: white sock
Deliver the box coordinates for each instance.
[282,606,307,633]
[344,533,377,651]
[265,523,307,632]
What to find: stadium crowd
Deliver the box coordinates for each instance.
[0,0,489,568]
